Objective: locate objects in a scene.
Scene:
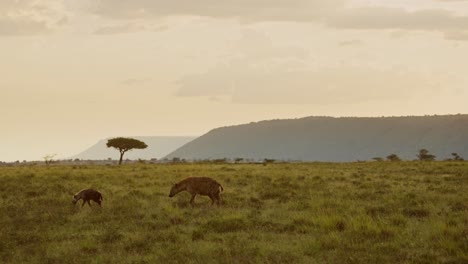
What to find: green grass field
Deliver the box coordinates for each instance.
[0,162,467,263]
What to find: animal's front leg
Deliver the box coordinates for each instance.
[87,200,92,207]
[209,194,215,205]
[82,200,86,207]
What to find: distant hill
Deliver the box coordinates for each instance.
[165,115,468,162]
[71,136,196,160]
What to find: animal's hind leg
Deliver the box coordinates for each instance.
[87,200,92,207]
[215,192,221,206]
[190,194,196,206]
[82,200,86,207]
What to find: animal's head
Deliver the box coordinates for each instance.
[72,194,79,204]
[169,183,181,197]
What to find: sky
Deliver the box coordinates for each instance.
[1,0,468,161]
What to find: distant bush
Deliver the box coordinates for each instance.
[417,149,436,161]
[234,158,244,164]
[386,154,401,162]
[447,153,464,161]
[263,159,276,166]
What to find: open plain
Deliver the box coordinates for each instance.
[0,162,467,263]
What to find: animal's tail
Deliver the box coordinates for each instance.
[219,184,224,192]
[99,193,103,201]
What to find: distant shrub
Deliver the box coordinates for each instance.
[234,158,244,163]
[213,158,228,164]
[263,159,276,166]
[417,149,436,161]
[446,153,464,161]
[387,154,401,162]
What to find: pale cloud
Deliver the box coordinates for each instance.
[327,7,468,31]
[174,29,444,104]
[0,0,67,35]
[3,0,468,38]
[176,64,437,104]
[338,39,363,46]
[173,27,457,104]
[94,23,167,35]
[225,30,310,61]
[91,0,345,21]
[0,17,48,35]
[444,30,468,40]
[87,0,468,40]
[87,0,468,29]
[121,78,150,86]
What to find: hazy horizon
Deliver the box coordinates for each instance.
[2,0,468,162]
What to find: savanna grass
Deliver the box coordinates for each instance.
[0,162,467,263]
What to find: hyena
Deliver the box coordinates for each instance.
[72,189,103,207]
[169,177,224,206]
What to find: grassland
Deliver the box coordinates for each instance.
[0,162,467,263]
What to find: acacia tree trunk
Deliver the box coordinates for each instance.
[119,151,125,165]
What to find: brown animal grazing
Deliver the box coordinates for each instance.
[72,189,103,207]
[169,177,224,206]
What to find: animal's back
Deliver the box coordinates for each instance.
[78,189,102,200]
[186,177,223,195]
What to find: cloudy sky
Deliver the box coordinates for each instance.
[1,0,468,161]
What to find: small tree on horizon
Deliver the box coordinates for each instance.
[450,153,464,161]
[234,158,244,164]
[417,149,436,161]
[43,154,57,165]
[263,159,276,166]
[386,154,401,162]
[106,137,148,165]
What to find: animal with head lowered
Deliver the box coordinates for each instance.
[72,189,103,207]
[169,177,224,206]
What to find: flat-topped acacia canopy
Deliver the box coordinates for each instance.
[106,137,148,165]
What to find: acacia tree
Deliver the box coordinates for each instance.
[106,137,148,165]
[417,149,436,161]
[43,154,57,165]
